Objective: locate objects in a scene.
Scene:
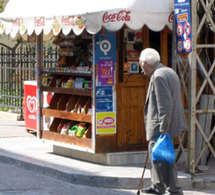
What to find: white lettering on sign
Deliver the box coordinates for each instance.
[97,117,114,126]
[28,114,36,120]
[103,10,131,23]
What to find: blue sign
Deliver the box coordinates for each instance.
[94,31,117,64]
[130,61,139,73]
[96,86,113,112]
[174,0,192,54]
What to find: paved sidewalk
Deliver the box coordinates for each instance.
[0,111,214,191]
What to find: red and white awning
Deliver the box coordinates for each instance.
[0,0,174,38]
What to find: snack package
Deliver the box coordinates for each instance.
[59,122,70,135]
[82,128,89,138]
[61,80,67,88]
[65,78,74,88]
[76,123,88,137]
[68,124,78,136]
[58,56,67,66]
[60,125,68,135]
[77,104,82,114]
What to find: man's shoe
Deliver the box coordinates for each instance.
[141,187,162,194]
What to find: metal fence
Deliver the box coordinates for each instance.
[0,44,58,119]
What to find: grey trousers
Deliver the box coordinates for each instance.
[148,140,183,194]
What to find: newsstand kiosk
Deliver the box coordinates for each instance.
[0,0,175,165]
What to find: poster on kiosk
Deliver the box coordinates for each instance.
[95,31,117,135]
[24,81,37,131]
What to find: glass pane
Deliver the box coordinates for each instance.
[123,29,143,74]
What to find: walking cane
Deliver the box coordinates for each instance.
[137,152,149,195]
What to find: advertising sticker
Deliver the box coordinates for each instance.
[98,60,114,86]
[94,31,117,64]
[96,86,113,112]
[96,112,116,134]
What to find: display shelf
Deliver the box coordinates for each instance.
[42,131,92,149]
[41,32,93,151]
[59,53,75,57]
[42,108,92,123]
[41,86,92,96]
[42,71,92,77]
[58,44,73,48]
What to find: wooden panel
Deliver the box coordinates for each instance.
[42,71,92,77]
[120,74,148,86]
[95,134,117,153]
[161,27,172,67]
[57,95,70,110]
[66,96,79,111]
[41,86,92,96]
[42,131,92,149]
[42,108,92,123]
[117,80,148,150]
[49,118,62,132]
[49,93,62,109]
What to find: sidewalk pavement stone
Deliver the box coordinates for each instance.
[0,111,214,190]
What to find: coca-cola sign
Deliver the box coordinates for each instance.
[34,17,45,27]
[103,10,131,23]
[62,16,75,26]
[12,18,21,27]
[168,12,174,23]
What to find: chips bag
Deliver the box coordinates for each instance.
[76,123,88,137]
[68,124,78,136]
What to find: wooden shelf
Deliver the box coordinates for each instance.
[41,33,93,151]
[58,44,73,48]
[42,131,92,149]
[41,86,92,96]
[42,71,92,77]
[59,54,75,57]
[42,108,92,123]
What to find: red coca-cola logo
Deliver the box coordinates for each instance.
[168,12,174,23]
[12,18,21,27]
[35,17,45,27]
[62,16,75,26]
[103,10,131,23]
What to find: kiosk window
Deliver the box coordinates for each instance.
[123,29,143,74]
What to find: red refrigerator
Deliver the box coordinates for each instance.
[24,81,37,131]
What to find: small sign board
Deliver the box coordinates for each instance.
[174,0,192,54]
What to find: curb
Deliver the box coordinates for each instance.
[192,175,215,191]
[1,152,215,191]
[0,154,193,190]
[0,154,146,189]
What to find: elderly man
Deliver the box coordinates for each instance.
[139,48,187,195]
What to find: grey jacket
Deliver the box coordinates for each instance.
[144,64,187,141]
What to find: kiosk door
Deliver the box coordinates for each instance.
[117,75,148,151]
[116,27,171,151]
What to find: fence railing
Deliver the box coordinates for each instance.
[0,45,58,119]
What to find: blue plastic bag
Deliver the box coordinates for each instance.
[151,133,176,164]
